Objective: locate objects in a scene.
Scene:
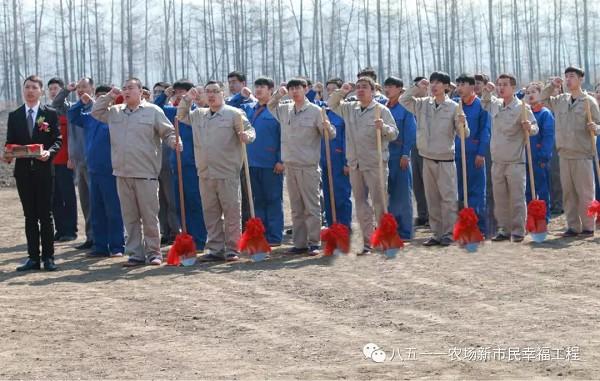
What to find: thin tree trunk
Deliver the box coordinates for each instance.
[144,0,149,85]
[488,0,496,79]
[11,0,21,103]
[582,0,590,87]
[364,0,371,67]
[376,0,383,80]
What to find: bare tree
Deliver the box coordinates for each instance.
[11,0,21,103]
[582,0,590,87]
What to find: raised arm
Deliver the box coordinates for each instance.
[480,82,498,112]
[91,87,121,124]
[68,94,94,127]
[51,84,74,114]
[267,87,288,123]
[540,78,562,112]
[399,78,429,115]
[176,87,204,125]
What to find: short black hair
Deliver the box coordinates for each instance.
[383,76,404,88]
[254,77,275,89]
[227,71,246,83]
[142,86,150,91]
[305,78,313,87]
[456,74,476,86]
[356,76,376,91]
[205,80,224,90]
[78,77,94,86]
[413,76,426,85]
[429,71,451,85]
[125,77,143,89]
[24,75,44,88]
[474,74,489,84]
[95,85,112,95]
[47,77,64,88]
[286,78,308,89]
[326,78,343,89]
[564,66,585,78]
[173,79,194,91]
[357,67,377,81]
[497,73,517,87]
[153,81,171,89]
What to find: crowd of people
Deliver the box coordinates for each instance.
[3,65,600,271]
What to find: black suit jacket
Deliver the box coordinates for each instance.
[5,104,62,177]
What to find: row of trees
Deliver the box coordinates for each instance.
[1,0,598,104]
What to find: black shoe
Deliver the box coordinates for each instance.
[423,237,441,246]
[307,246,321,256]
[75,240,94,250]
[357,246,372,256]
[561,229,578,238]
[440,236,453,246]
[579,230,594,237]
[415,218,428,227]
[16,259,40,272]
[286,247,308,255]
[491,233,510,242]
[43,258,58,271]
[511,235,524,243]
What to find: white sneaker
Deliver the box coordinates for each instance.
[110,252,124,257]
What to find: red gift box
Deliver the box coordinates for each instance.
[4,144,43,159]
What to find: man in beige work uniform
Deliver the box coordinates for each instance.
[482,74,538,242]
[400,72,469,247]
[541,66,600,237]
[268,78,335,256]
[92,78,182,266]
[178,81,255,262]
[329,76,398,255]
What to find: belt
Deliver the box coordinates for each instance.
[424,157,455,163]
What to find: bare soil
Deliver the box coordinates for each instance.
[1,108,599,379]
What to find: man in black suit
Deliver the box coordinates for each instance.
[2,75,63,271]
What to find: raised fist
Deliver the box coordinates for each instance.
[80,93,93,105]
[241,87,252,98]
[341,83,353,94]
[551,77,563,88]
[108,87,122,98]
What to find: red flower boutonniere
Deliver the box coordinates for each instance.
[36,116,50,133]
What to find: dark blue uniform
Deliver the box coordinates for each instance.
[526,105,555,222]
[68,101,124,255]
[454,96,491,235]
[387,100,416,239]
[317,101,352,229]
[154,93,207,249]
[239,101,284,244]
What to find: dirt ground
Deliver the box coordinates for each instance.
[1,110,600,379]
